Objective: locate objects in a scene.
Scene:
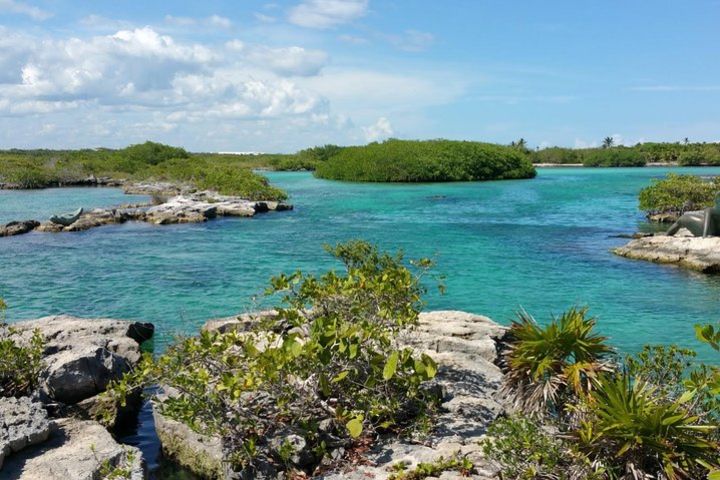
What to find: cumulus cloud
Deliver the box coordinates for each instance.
[0,0,51,20]
[362,116,393,141]
[288,0,368,29]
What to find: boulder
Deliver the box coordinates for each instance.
[13,315,153,404]
[0,220,40,237]
[0,417,143,480]
[614,234,720,273]
[0,397,52,470]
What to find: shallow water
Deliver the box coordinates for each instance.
[3,168,718,356]
[2,167,720,474]
[0,187,149,224]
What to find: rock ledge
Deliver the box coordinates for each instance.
[613,234,720,273]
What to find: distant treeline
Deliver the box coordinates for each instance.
[314,139,536,182]
[529,142,720,167]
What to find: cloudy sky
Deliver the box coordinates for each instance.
[0,0,718,152]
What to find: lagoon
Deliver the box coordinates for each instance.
[1,167,720,360]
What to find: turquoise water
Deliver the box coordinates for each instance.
[0,187,149,224]
[1,168,720,360]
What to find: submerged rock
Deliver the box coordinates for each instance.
[614,234,720,273]
[0,417,143,480]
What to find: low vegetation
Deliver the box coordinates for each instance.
[0,142,287,200]
[103,241,442,477]
[638,173,720,220]
[485,307,720,480]
[388,454,476,480]
[0,298,45,398]
[314,139,537,182]
[531,141,720,167]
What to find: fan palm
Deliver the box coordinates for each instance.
[576,373,720,479]
[500,307,613,414]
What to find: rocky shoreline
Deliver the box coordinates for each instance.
[1,311,508,479]
[614,233,720,273]
[0,182,292,238]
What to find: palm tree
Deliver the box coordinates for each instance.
[601,136,614,149]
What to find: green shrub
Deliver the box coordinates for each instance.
[638,173,720,218]
[482,416,599,479]
[575,373,719,479]
[582,147,646,167]
[104,241,441,476]
[0,299,45,398]
[119,141,189,165]
[315,139,536,182]
[388,454,475,480]
[499,307,613,414]
[530,147,581,165]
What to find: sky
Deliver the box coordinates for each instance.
[0,0,718,152]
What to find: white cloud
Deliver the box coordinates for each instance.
[362,116,393,141]
[0,0,51,20]
[246,46,328,76]
[288,0,368,29]
[254,12,277,23]
[165,14,233,29]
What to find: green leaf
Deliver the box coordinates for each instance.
[708,470,720,480]
[332,371,349,383]
[383,351,399,380]
[346,417,363,438]
[422,353,438,379]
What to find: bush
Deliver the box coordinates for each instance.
[314,139,536,182]
[0,299,45,398]
[530,147,581,165]
[582,147,646,167]
[104,241,441,476]
[499,307,613,414]
[500,307,720,480]
[638,173,720,219]
[482,416,598,479]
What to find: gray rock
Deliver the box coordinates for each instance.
[12,315,153,404]
[0,397,52,470]
[1,417,143,480]
[614,234,720,273]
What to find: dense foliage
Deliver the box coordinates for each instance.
[0,141,287,200]
[530,142,720,167]
[104,241,441,477]
[0,298,45,398]
[638,173,720,219]
[314,139,536,182]
[487,307,720,479]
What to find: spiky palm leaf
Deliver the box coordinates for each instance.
[500,307,613,414]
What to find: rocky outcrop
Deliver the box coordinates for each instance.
[7,187,293,237]
[1,417,143,480]
[614,234,720,273]
[0,397,52,470]
[0,220,40,237]
[155,310,506,480]
[13,315,153,404]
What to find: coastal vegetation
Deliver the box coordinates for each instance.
[638,173,720,221]
[531,141,720,167]
[0,298,45,398]
[314,139,537,182]
[0,142,287,200]
[103,241,443,477]
[486,308,720,479]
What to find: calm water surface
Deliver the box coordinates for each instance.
[2,167,720,474]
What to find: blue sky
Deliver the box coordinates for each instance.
[0,0,718,152]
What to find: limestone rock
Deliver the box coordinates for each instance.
[614,234,720,273]
[13,315,153,404]
[0,397,52,470]
[202,310,278,333]
[0,417,143,480]
[0,220,40,237]
[153,396,223,479]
